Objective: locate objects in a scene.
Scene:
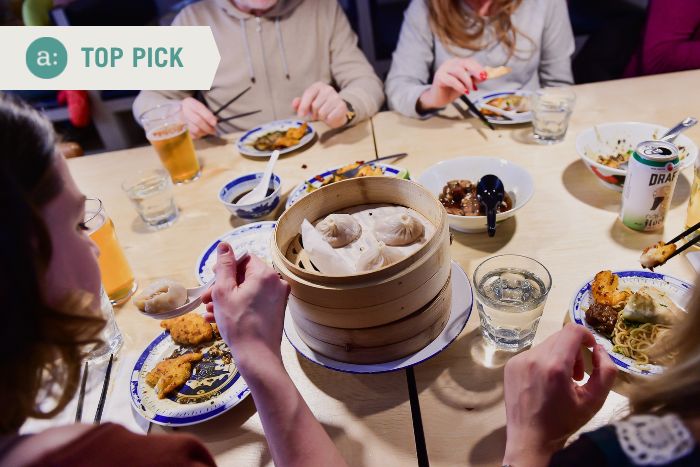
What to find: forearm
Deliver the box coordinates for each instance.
[339,78,384,124]
[237,348,347,467]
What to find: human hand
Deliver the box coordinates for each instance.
[417,58,487,113]
[502,324,618,467]
[202,243,291,368]
[292,82,348,128]
[181,97,217,139]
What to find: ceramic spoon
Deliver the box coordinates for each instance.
[237,150,280,204]
[477,175,505,238]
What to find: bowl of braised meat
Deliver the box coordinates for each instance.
[417,156,534,233]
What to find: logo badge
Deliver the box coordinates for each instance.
[26,37,68,79]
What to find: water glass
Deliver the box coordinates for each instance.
[531,87,576,144]
[86,287,124,363]
[473,254,552,351]
[122,168,179,229]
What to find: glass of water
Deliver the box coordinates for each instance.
[86,287,124,363]
[531,87,576,144]
[122,168,179,229]
[473,254,552,351]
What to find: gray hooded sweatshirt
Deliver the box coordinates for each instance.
[132,0,384,131]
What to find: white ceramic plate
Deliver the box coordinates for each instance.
[195,221,276,284]
[569,270,693,376]
[472,91,532,125]
[284,261,472,374]
[417,156,534,233]
[285,163,407,209]
[236,120,315,158]
[130,327,249,426]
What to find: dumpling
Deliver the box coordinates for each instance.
[356,241,401,272]
[374,211,424,246]
[621,286,682,325]
[134,279,187,313]
[315,213,361,248]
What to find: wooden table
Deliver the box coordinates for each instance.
[65,70,700,466]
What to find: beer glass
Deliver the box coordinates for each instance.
[685,158,700,247]
[140,103,201,184]
[85,198,137,305]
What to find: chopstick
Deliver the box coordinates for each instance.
[218,109,262,124]
[75,361,89,422]
[665,220,700,245]
[93,354,114,424]
[459,95,495,131]
[213,86,252,117]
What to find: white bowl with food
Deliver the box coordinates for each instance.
[417,156,535,233]
[575,122,697,192]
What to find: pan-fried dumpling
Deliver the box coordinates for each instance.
[315,214,361,248]
[134,279,187,313]
[621,286,682,325]
[374,211,424,246]
[356,241,401,272]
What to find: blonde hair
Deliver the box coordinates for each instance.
[629,282,700,418]
[427,0,526,58]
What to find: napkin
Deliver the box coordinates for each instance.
[685,251,700,274]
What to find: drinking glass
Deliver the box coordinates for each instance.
[473,254,552,351]
[139,103,200,184]
[122,168,179,229]
[531,87,576,144]
[684,159,700,248]
[86,286,124,363]
[85,198,137,305]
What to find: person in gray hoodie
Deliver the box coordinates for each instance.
[386,0,574,118]
[132,0,384,138]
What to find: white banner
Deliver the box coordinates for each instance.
[0,26,221,90]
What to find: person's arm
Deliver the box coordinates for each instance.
[326,1,384,124]
[638,0,700,74]
[203,244,348,467]
[538,0,575,87]
[385,0,437,118]
[502,324,617,467]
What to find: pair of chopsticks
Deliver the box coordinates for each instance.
[661,220,700,264]
[197,88,262,126]
[459,95,495,131]
[75,354,114,424]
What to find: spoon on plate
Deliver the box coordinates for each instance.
[139,249,249,320]
[237,150,280,205]
[477,175,505,238]
[660,117,697,143]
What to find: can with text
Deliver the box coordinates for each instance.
[620,140,680,231]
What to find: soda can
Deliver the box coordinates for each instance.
[620,140,680,231]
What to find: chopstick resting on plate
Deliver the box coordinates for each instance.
[459,95,495,131]
[640,220,700,270]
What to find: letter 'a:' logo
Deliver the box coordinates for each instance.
[26,37,68,79]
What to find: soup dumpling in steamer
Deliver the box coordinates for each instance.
[315,213,361,248]
[374,211,424,246]
[356,240,402,272]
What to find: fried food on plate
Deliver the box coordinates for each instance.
[146,352,203,399]
[252,122,308,151]
[161,313,214,346]
[640,241,676,270]
[591,270,631,307]
[284,122,308,140]
[484,66,511,79]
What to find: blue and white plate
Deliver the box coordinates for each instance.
[570,270,693,377]
[195,221,276,284]
[130,328,249,426]
[285,163,407,209]
[236,119,315,158]
[472,90,532,125]
[284,261,472,374]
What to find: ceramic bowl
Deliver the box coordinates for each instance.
[417,156,534,233]
[218,173,281,219]
[575,122,697,192]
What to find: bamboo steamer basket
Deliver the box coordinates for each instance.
[272,176,452,364]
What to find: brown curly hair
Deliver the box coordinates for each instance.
[428,0,527,58]
[0,93,105,434]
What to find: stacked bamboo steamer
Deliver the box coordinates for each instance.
[272,177,452,364]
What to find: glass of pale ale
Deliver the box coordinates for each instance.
[139,103,200,184]
[85,198,137,306]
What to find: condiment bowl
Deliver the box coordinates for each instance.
[417,156,534,233]
[576,122,697,192]
[218,172,281,219]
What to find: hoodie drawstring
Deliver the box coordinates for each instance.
[274,18,291,80]
[239,18,256,83]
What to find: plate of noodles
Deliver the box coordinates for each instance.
[570,270,693,376]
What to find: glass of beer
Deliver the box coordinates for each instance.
[140,103,201,184]
[85,198,137,306]
[685,159,700,247]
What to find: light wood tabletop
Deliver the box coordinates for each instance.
[64,70,700,466]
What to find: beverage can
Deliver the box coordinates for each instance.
[620,140,680,231]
